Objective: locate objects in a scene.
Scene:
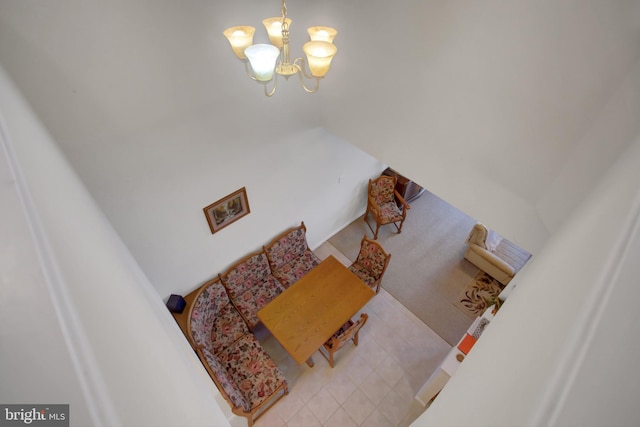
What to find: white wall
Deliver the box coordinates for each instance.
[415,130,640,426]
[2,0,638,284]
[0,66,231,426]
[320,0,640,252]
[58,105,384,300]
[2,1,640,426]
[536,55,640,233]
[1,114,94,425]
[0,0,384,299]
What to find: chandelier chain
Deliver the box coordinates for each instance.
[281,0,287,23]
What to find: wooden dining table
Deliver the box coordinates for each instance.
[257,255,375,366]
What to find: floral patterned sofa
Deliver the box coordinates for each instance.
[219,249,286,331]
[264,221,321,288]
[187,277,288,427]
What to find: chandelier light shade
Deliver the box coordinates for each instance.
[223,0,338,96]
[245,44,281,81]
[222,26,256,59]
[307,26,337,43]
[303,41,337,77]
[262,17,292,47]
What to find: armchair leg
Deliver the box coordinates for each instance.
[363,210,379,240]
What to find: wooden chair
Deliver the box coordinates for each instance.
[319,313,368,368]
[348,236,391,294]
[364,174,410,239]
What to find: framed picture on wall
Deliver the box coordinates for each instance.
[203,187,250,234]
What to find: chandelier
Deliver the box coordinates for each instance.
[223,0,338,97]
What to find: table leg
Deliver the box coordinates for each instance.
[305,356,315,367]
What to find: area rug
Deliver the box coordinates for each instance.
[455,271,504,318]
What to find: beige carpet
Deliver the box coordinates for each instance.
[329,189,481,346]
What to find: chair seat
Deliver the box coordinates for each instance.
[324,320,354,349]
[319,313,368,367]
[348,264,376,288]
[377,201,404,223]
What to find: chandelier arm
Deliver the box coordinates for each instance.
[243,60,258,81]
[298,76,320,93]
[294,67,320,93]
[293,57,314,79]
[263,74,278,97]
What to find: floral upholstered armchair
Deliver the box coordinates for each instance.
[348,236,391,294]
[365,174,410,239]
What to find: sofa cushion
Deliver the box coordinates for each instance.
[221,252,274,297]
[190,279,249,354]
[231,274,284,328]
[217,334,287,412]
[220,251,286,327]
[265,225,312,271]
[210,303,250,355]
[271,249,321,287]
[200,346,249,411]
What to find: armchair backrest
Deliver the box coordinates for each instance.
[355,237,391,280]
[326,313,368,352]
[369,175,397,205]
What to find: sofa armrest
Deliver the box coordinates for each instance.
[467,244,516,276]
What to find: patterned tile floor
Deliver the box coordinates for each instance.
[253,242,451,427]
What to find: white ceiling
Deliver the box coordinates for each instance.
[1,0,639,250]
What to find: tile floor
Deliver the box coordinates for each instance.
[253,242,451,427]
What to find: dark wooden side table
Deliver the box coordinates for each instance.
[382,167,425,204]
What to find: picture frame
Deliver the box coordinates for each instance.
[203,187,250,234]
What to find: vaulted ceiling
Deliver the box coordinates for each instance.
[1,0,639,252]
